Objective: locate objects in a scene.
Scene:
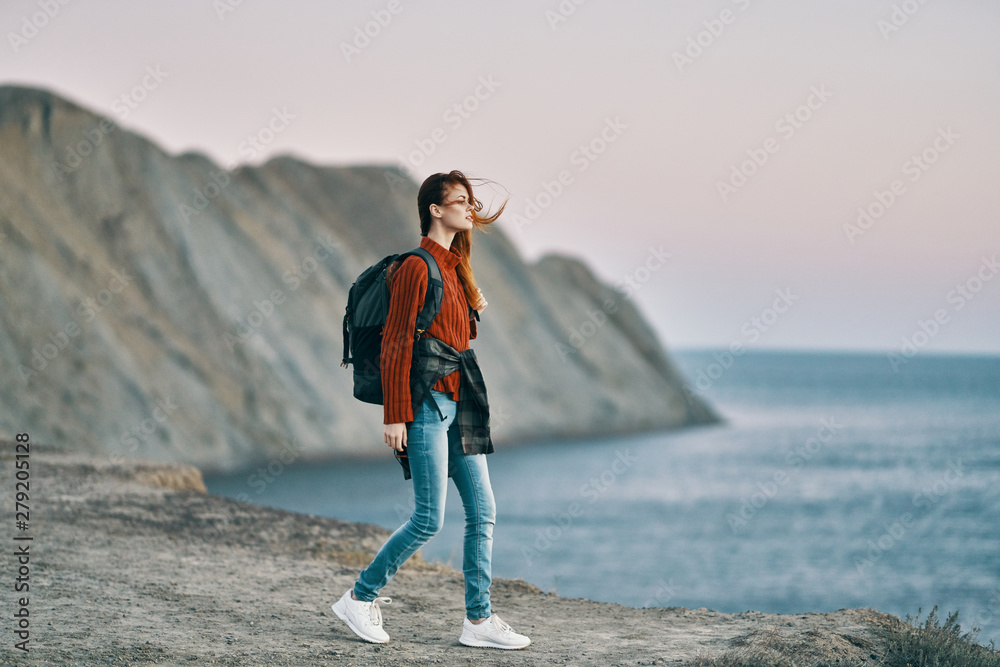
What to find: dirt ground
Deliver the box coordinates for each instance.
[1,443,901,666]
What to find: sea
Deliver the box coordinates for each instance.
[204,349,1000,645]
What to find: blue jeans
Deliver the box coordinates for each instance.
[354,389,496,619]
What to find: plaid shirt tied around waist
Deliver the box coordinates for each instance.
[394,335,493,480]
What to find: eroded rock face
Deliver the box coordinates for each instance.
[0,84,716,473]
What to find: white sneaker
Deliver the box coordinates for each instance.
[331,589,391,644]
[459,614,531,649]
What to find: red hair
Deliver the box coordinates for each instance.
[417,170,506,310]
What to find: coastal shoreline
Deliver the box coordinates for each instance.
[2,442,901,665]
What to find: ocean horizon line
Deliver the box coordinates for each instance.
[670,345,1000,359]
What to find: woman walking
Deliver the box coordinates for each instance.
[332,170,531,650]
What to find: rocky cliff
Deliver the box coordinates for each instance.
[0,84,715,473]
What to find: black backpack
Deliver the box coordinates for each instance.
[341,247,444,406]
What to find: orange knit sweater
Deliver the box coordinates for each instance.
[381,236,478,424]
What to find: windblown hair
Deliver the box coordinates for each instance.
[416,170,505,310]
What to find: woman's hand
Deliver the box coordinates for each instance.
[475,287,488,313]
[385,423,407,452]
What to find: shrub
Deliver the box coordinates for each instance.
[877,606,1000,667]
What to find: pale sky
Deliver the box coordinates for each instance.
[3,0,998,354]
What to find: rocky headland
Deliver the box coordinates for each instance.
[0,83,714,475]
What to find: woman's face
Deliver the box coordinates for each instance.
[435,182,474,233]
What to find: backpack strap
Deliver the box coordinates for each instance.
[395,247,443,335]
[341,312,350,367]
[395,246,446,421]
